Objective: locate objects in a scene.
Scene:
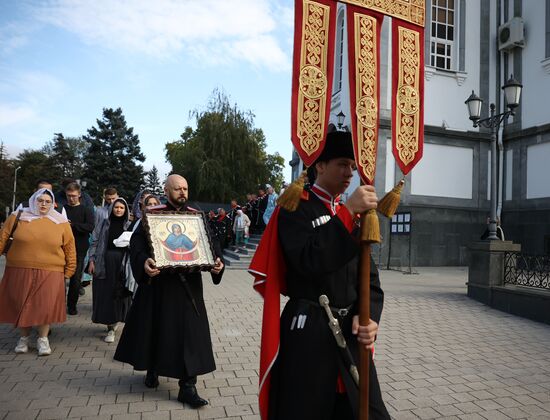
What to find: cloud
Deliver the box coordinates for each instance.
[30,0,293,71]
[0,104,35,127]
[0,69,66,106]
[0,22,31,55]
[0,69,66,129]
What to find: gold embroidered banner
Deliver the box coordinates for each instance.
[347,7,384,185]
[340,0,424,27]
[392,19,424,175]
[291,0,337,167]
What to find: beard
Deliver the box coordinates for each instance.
[169,195,187,208]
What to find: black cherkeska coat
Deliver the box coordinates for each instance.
[268,192,390,420]
[114,201,224,380]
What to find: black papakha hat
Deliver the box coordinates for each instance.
[314,130,355,164]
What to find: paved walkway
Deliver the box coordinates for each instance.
[1,259,549,419]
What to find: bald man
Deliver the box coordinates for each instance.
[115,174,225,408]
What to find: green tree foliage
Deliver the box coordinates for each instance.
[42,133,88,181]
[14,149,56,203]
[165,89,285,202]
[0,142,15,219]
[143,165,163,196]
[82,108,146,203]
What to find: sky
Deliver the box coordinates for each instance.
[0,0,295,182]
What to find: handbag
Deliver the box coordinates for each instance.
[1,210,23,256]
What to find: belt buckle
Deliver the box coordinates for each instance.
[337,308,349,317]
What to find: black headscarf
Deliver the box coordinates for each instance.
[107,198,128,250]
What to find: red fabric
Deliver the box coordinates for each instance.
[248,207,287,420]
[336,205,355,233]
[391,18,424,175]
[346,6,384,185]
[291,0,338,167]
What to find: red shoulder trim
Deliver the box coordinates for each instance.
[300,190,309,201]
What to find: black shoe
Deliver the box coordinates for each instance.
[81,281,90,287]
[144,371,159,388]
[68,308,77,315]
[177,385,208,408]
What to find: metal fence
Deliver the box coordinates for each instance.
[504,252,550,290]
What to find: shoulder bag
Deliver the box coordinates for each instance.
[1,210,23,256]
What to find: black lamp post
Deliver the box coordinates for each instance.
[465,75,522,240]
[336,111,346,131]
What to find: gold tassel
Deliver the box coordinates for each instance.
[360,209,381,244]
[277,170,307,212]
[377,179,405,218]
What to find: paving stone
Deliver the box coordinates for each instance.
[36,407,71,419]
[128,401,158,413]
[412,407,442,419]
[67,405,100,417]
[169,409,200,419]
[98,403,129,415]
[1,267,550,420]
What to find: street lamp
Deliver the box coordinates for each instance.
[465,75,522,240]
[12,166,21,212]
[336,111,346,130]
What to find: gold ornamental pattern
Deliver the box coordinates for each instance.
[340,0,425,27]
[353,12,379,182]
[395,26,420,166]
[297,0,331,157]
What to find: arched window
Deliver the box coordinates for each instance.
[333,10,345,93]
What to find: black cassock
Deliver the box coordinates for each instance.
[114,202,224,380]
[268,192,390,420]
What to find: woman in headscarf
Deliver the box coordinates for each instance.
[0,188,76,356]
[129,190,160,231]
[88,198,132,343]
[232,208,251,247]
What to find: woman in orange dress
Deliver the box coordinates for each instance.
[0,188,76,356]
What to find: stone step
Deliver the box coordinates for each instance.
[224,256,252,269]
[227,246,250,255]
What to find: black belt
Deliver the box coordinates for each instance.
[296,298,353,318]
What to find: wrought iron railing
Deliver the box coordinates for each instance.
[504,252,550,290]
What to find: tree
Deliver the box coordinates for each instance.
[82,108,146,203]
[165,89,285,202]
[143,165,163,196]
[42,133,88,181]
[0,142,15,219]
[13,149,56,203]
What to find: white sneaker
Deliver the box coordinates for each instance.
[104,330,115,343]
[37,337,51,356]
[14,336,30,354]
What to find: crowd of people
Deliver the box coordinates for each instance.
[0,174,283,409]
[0,179,164,351]
[0,133,393,419]
[206,183,284,250]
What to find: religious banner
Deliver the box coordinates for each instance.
[339,0,425,26]
[391,18,424,175]
[291,0,338,167]
[346,6,384,185]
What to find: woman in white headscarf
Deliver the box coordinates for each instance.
[0,188,76,356]
[232,209,251,247]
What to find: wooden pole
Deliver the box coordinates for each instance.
[358,210,378,420]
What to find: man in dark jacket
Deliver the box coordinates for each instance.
[114,174,224,408]
[63,182,95,315]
